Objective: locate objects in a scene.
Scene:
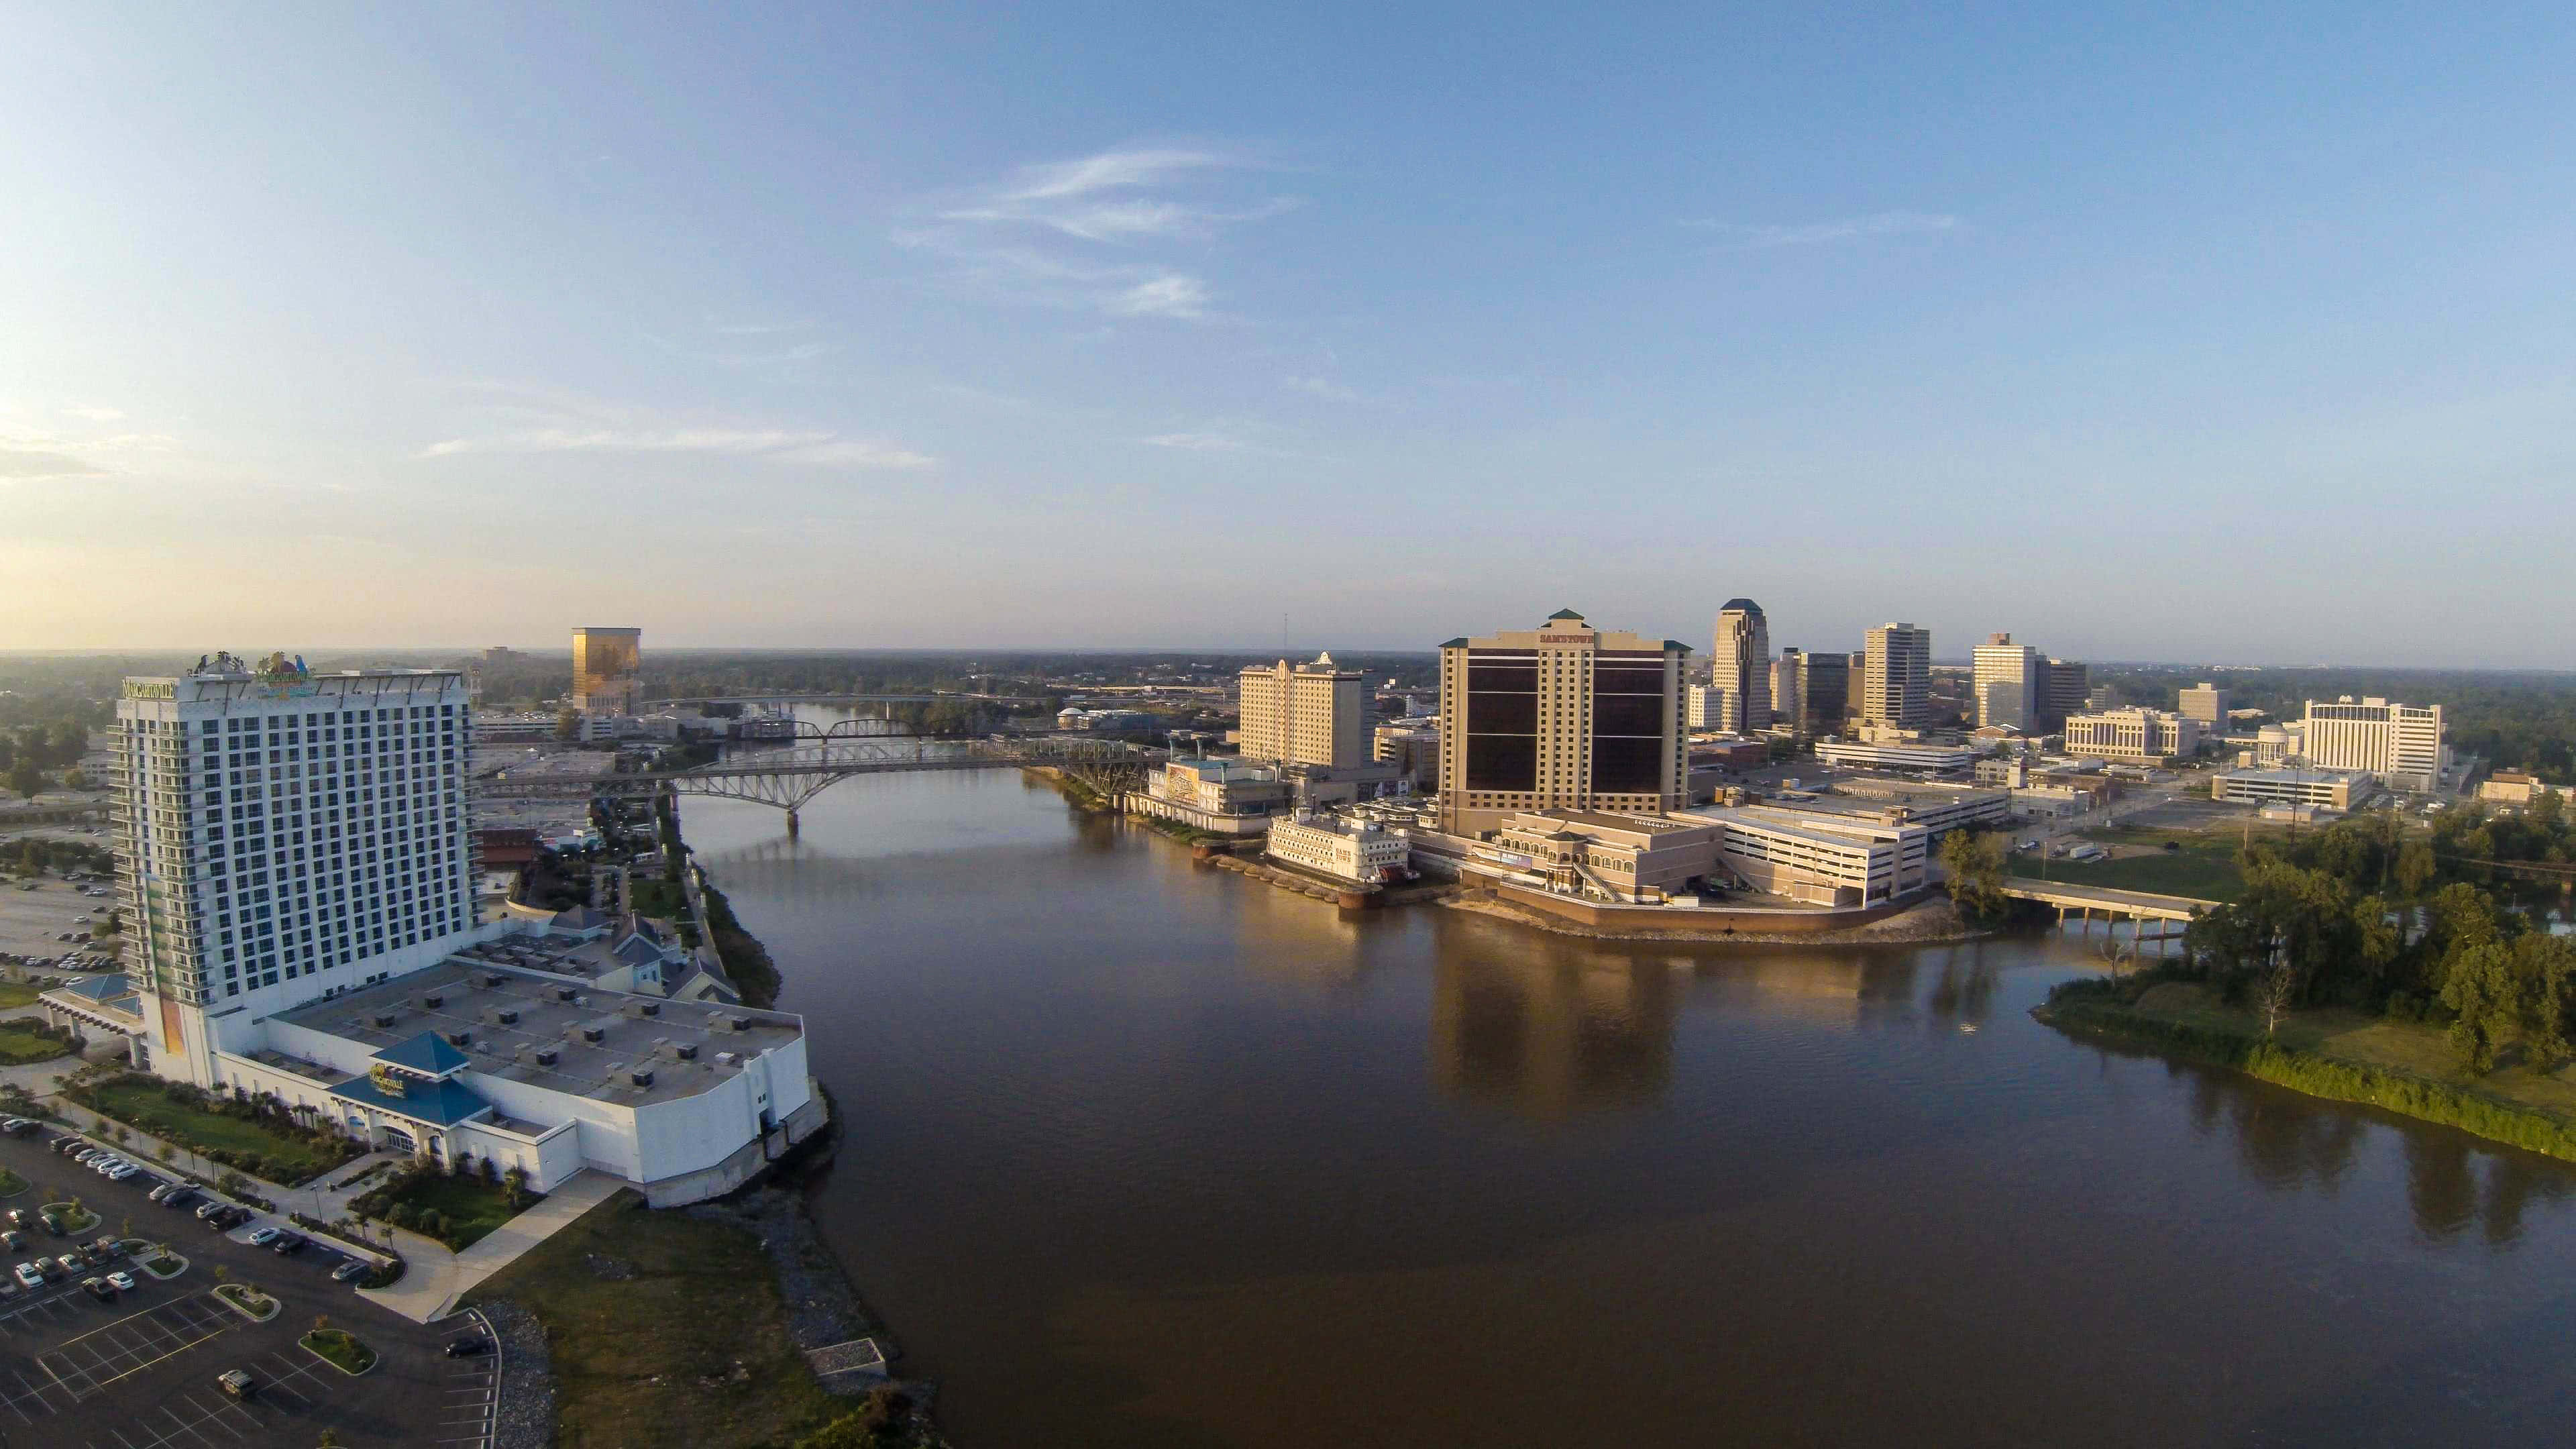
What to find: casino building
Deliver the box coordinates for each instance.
[1436,611,1688,837]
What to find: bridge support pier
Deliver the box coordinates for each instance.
[786,810,800,837]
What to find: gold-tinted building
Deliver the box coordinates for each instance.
[1237,652,1367,767]
[571,627,642,714]
[1436,610,1686,837]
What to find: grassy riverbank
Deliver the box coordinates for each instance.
[469,1189,840,1448]
[2016,831,2248,901]
[698,878,782,1008]
[2035,977,2576,1161]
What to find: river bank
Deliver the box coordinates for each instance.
[2035,976,2576,1163]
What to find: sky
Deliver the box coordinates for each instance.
[4,4,2573,665]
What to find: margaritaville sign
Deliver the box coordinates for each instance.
[121,681,176,701]
[367,1062,411,1098]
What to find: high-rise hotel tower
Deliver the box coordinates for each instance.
[1437,610,1686,836]
[113,658,480,1086]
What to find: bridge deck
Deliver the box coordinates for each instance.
[2001,876,2218,920]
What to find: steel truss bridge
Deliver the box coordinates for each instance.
[478,732,1154,826]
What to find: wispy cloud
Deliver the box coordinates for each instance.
[1140,432,1246,451]
[1684,210,1961,250]
[0,448,107,479]
[1110,275,1211,319]
[703,317,817,337]
[419,427,932,469]
[61,405,125,423]
[1284,375,1358,402]
[899,145,1295,321]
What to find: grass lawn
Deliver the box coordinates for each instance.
[84,1077,352,1183]
[0,981,45,1008]
[2015,834,2248,902]
[2121,981,2576,1121]
[0,1169,25,1197]
[0,1026,71,1065]
[302,1327,378,1374]
[467,1189,840,1449]
[627,875,687,921]
[358,1171,537,1250]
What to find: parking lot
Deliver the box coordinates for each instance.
[0,1127,493,1448]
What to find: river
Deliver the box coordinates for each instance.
[676,763,2576,1448]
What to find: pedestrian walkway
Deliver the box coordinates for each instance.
[361,1168,624,1323]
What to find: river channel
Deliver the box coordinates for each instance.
[676,764,2576,1448]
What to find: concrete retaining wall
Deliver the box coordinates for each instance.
[1493,883,1919,934]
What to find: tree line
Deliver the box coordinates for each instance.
[2180,806,2576,1074]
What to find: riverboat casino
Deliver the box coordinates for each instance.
[42,659,824,1205]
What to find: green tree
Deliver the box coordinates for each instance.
[5,759,42,800]
[2441,940,2514,1073]
[1938,829,2012,925]
[2394,842,2438,898]
[554,708,582,742]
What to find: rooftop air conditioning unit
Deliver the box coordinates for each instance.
[713,1051,740,1067]
[417,993,443,1010]
[535,1046,558,1066]
[484,1008,519,1026]
[443,1029,471,1046]
[673,1042,699,1061]
[629,1067,655,1088]
[553,985,578,1002]
[579,1024,605,1043]
[475,971,502,989]
[371,1013,397,1028]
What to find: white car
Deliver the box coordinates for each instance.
[72,1150,105,1167]
[10,1263,39,1290]
[105,1164,139,1182]
[244,1227,280,1248]
[103,1271,136,1293]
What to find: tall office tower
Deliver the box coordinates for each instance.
[2037,659,2089,732]
[1971,633,2041,731]
[1437,610,1687,836]
[2300,697,2447,792]
[1711,600,1770,735]
[1238,652,1368,767]
[1770,649,1807,735]
[112,659,480,1087]
[1798,649,1851,732]
[2178,682,2231,730]
[571,627,643,714]
[1861,623,1933,728]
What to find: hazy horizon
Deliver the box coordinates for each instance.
[7,6,2573,665]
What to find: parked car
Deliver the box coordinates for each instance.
[78,1276,111,1301]
[207,1207,251,1231]
[3,1211,26,1230]
[269,1232,307,1256]
[443,1335,490,1357]
[103,1271,136,1293]
[0,1231,21,1252]
[330,1259,368,1283]
[160,1189,197,1212]
[193,1201,227,1222]
[105,1164,140,1183]
[244,1227,280,1248]
[0,1118,33,1135]
[11,1263,40,1290]
[58,1248,89,1272]
[217,1368,256,1400]
[146,1183,178,1203]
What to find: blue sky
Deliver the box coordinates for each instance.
[5,4,2572,664]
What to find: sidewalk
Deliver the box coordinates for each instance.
[360,1169,623,1322]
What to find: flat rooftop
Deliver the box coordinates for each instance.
[274,957,801,1109]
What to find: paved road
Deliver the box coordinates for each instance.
[0,1127,494,1449]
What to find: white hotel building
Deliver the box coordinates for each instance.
[68,663,821,1205]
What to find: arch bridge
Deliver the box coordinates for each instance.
[479,735,1155,830]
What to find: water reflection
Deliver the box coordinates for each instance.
[1430,953,1674,1120]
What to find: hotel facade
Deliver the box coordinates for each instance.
[1437,611,1688,837]
[80,661,820,1204]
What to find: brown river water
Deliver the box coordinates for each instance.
[678,765,2576,1448]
